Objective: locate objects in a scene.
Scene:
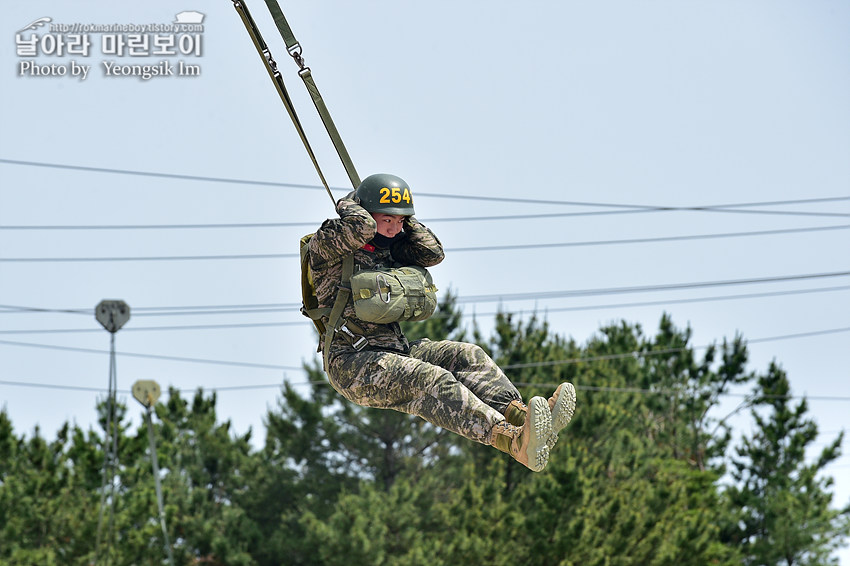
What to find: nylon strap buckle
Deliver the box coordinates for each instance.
[339,323,368,351]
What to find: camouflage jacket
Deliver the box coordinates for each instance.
[308,195,445,360]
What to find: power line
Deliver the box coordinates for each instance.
[3,223,849,263]
[1,325,848,372]
[0,158,658,210]
[0,252,292,263]
[3,158,848,214]
[0,211,668,231]
[446,224,850,253]
[0,221,321,230]
[1,377,849,402]
[0,339,303,371]
[500,285,850,316]
[501,327,850,370]
[0,303,303,316]
[2,285,850,334]
[515,383,850,403]
[1,208,848,232]
[0,158,334,193]
[696,208,850,219]
[0,379,110,393]
[2,283,849,325]
[0,321,312,334]
[747,327,850,345]
[454,270,850,304]
[0,305,91,315]
[692,196,850,209]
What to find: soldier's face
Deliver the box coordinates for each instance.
[371,213,405,237]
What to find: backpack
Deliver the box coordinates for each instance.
[300,233,360,364]
[299,233,327,339]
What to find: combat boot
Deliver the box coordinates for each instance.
[547,382,577,447]
[491,396,552,472]
[503,399,527,427]
[504,394,575,451]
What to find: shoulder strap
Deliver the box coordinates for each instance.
[230,0,338,203]
[321,253,356,368]
[326,254,353,329]
[261,0,361,189]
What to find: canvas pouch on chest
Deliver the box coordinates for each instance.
[350,265,438,324]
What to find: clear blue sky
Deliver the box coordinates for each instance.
[2,1,849,561]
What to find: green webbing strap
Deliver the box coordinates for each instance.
[303,306,331,322]
[298,68,361,189]
[322,253,356,368]
[262,0,361,190]
[262,0,298,47]
[231,0,336,205]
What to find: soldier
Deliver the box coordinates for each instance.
[307,173,576,471]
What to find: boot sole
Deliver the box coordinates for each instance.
[526,396,552,472]
[552,382,576,432]
[547,383,577,450]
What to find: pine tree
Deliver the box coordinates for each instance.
[150,388,259,565]
[508,316,742,565]
[0,413,100,565]
[725,363,850,565]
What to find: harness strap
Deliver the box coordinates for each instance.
[261,0,361,190]
[302,306,331,321]
[322,285,349,368]
[321,253,368,368]
[230,0,336,205]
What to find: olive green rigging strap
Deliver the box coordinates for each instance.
[230,0,336,206]
[322,253,355,369]
[261,0,362,190]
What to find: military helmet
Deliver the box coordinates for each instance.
[355,173,415,216]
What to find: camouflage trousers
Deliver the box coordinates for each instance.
[327,339,521,445]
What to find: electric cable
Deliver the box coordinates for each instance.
[0,303,302,316]
[0,305,91,315]
[500,326,850,370]
[1,285,849,334]
[3,224,849,263]
[1,282,849,325]
[1,377,848,402]
[0,158,660,209]
[491,284,850,316]
[1,325,848,373]
[453,270,850,304]
[0,338,304,371]
[2,206,848,231]
[2,157,848,214]
[446,224,850,253]
[0,321,312,334]
[0,210,676,231]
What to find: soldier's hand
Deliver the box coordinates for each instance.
[403,216,420,231]
[336,190,358,204]
[336,190,363,216]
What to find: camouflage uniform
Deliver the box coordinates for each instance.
[309,196,521,445]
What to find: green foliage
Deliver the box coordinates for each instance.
[725,363,850,565]
[0,307,847,565]
[0,418,100,565]
[301,461,521,566]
